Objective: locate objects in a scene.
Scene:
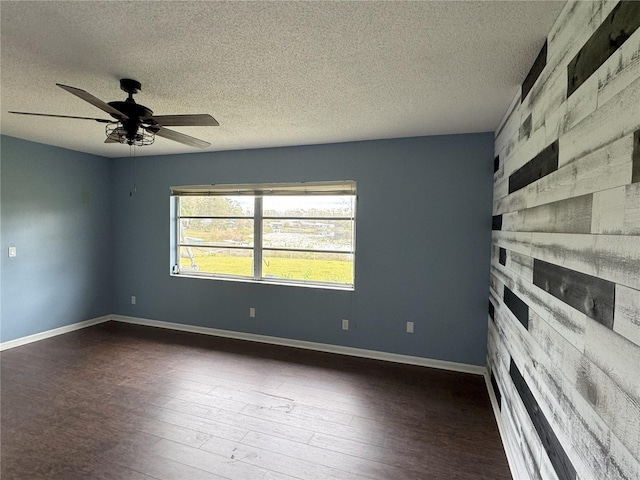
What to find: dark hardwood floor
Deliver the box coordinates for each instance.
[1,322,511,479]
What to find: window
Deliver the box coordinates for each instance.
[171,181,356,289]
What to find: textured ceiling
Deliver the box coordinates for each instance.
[1,1,565,158]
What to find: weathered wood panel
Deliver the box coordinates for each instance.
[494,133,634,215]
[492,231,533,257]
[488,3,640,480]
[591,181,640,235]
[591,186,626,234]
[495,301,640,480]
[497,128,522,178]
[585,319,640,402]
[493,259,588,351]
[526,5,599,129]
[529,232,640,290]
[491,243,500,262]
[510,359,577,480]
[567,1,640,97]
[559,76,640,167]
[496,232,640,291]
[547,1,602,74]
[622,182,640,234]
[509,141,559,194]
[495,94,522,167]
[507,251,534,283]
[502,127,549,191]
[491,251,638,477]
[534,353,640,480]
[597,27,640,107]
[599,0,623,22]
[561,74,598,135]
[492,312,562,480]
[500,364,547,480]
[493,176,509,203]
[488,319,509,373]
[529,64,568,134]
[633,129,640,183]
[489,330,545,479]
[532,259,615,328]
[501,124,548,188]
[504,287,529,330]
[490,272,505,300]
[523,41,548,102]
[490,370,502,410]
[520,114,533,142]
[528,310,640,461]
[545,101,567,146]
[613,285,640,347]
[501,194,592,234]
[501,396,544,480]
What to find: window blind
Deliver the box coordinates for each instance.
[171,181,356,196]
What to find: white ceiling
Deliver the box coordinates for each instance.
[1,0,565,158]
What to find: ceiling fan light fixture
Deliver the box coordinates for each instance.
[10,79,217,149]
[105,122,155,146]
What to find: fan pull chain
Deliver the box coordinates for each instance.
[129,144,137,196]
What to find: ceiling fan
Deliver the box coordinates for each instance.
[9,78,219,148]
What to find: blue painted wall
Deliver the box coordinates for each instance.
[112,134,494,365]
[0,133,493,364]
[0,136,113,342]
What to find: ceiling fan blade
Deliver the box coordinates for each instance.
[9,111,113,123]
[104,137,119,143]
[145,114,219,127]
[57,83,129,121]
[152,126,210,148]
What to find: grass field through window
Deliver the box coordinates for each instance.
[180,253,353,284]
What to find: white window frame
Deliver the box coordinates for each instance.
[171,181,356,290]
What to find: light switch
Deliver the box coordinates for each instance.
[8,246,17,257]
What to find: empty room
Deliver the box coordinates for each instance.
[1,1,638,479]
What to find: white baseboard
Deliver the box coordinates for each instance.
[112,314,486,375]
[0,315,111,351]
[0,312,485,376]
[484,371,527,480]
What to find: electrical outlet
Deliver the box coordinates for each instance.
[131,295,136,305]
[342,319,349,330]
[250,307,256,318]
[406,321,414,333]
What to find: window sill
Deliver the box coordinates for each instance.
[170,272,355,291]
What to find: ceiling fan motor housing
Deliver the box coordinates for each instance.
[120,78,141,95]
[107,100,153,141]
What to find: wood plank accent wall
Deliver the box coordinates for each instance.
[488,2,640,479]
[522,41,548,102]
